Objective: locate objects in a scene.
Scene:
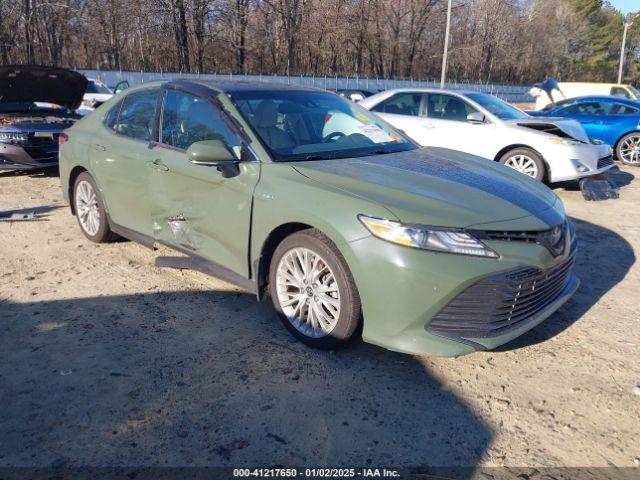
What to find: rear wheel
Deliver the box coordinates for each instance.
[499,148,545,181]
[616,132,640,165]
[269,229,361,349]
[73,172,118,243]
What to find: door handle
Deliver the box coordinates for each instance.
[147,158,169,171]
[93,144,107,151]
[421,123,435,129]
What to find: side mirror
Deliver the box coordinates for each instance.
[467,112,486,124]
[186,139,240,178]
[114,81,129,94]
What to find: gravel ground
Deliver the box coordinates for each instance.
[0,166,639,471]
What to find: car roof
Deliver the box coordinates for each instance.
[170,79,326,94]
[554,95,640,106]
[370,87,478,95]
[557,82,629,88]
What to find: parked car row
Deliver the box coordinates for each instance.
[2,65,636,357]
[358,88,615,182]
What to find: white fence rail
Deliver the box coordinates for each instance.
[79,69,534,103]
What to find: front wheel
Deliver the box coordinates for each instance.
[269,229,361,349]
[616,132,640,165]
[499,148,545,181]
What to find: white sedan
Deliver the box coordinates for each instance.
[359,88,615,182]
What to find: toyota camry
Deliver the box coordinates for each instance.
[59,80,579,356]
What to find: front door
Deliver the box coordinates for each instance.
[89,88,159,237]
[423,93,496,159]
[148,87,260,277]
[553,100,621,144]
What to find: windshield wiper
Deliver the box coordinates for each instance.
[299,154,339,161]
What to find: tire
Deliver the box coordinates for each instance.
[73,172,118,243]
[268,229,361,349]
[499,148,545,181]
[615,132,640,166]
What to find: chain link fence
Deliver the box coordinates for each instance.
[79,69,534,103]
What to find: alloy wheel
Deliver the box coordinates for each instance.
[503,154,539,178]
[75,180,101,236]
[275,247,341,338]
[619,135,640,165]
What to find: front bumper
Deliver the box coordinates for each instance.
[542,142,615,183]
[343,226,578,357]
[0,140,59,170]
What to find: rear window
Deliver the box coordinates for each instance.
[104,101,122,131]
[115,89,159,141]
[610,87,631,98]
[371,93,423,116]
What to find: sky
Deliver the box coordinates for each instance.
[608,0,640,14]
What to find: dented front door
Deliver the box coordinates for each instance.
[149,145,259,277]
[148,88,260,278]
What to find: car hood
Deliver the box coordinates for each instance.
[0,65,87,111]
[293,147,563,229]
[505,117,590,143]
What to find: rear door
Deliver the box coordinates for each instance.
[89,88,159,237]
[148,85,260,277]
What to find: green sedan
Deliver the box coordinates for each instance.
[59,80,579,357]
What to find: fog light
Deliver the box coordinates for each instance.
[571,159,590,173]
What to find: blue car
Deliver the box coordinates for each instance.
[528,95,640,166]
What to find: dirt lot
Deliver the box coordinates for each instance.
[1,166,639,472]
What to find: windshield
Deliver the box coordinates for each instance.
[229,90,417,161]
[629,86,640,98]
[465,92,529,120]
[86,80,112,95]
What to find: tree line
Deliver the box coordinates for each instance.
[0,0,638,86]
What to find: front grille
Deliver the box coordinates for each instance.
[23,133,59,163]
[482,230,543,243]
[474,222,567,257]
[427,252,576,339]
[597,155,615,169]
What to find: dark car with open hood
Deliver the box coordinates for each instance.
[0,65,87,170]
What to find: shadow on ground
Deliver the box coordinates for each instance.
[0,167,59,179]
[1,289,491,468]
[0,205,63,220]
[497,216,635,351]
[552,167,635,192]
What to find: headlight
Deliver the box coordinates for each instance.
[548,137,581,146]
[0,132,28,144]
[358,215,498,258]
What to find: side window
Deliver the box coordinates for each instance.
[161,90,241,155]
[610,103,639,115]
[427,94,477,121]
[371,93,423,116]
[558,101,606,115]
[116,89,159,141]
[104,101,121,131]
[610,87,631,98]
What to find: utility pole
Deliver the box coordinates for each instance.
[440,0,452,89]
[618,14,638,84]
